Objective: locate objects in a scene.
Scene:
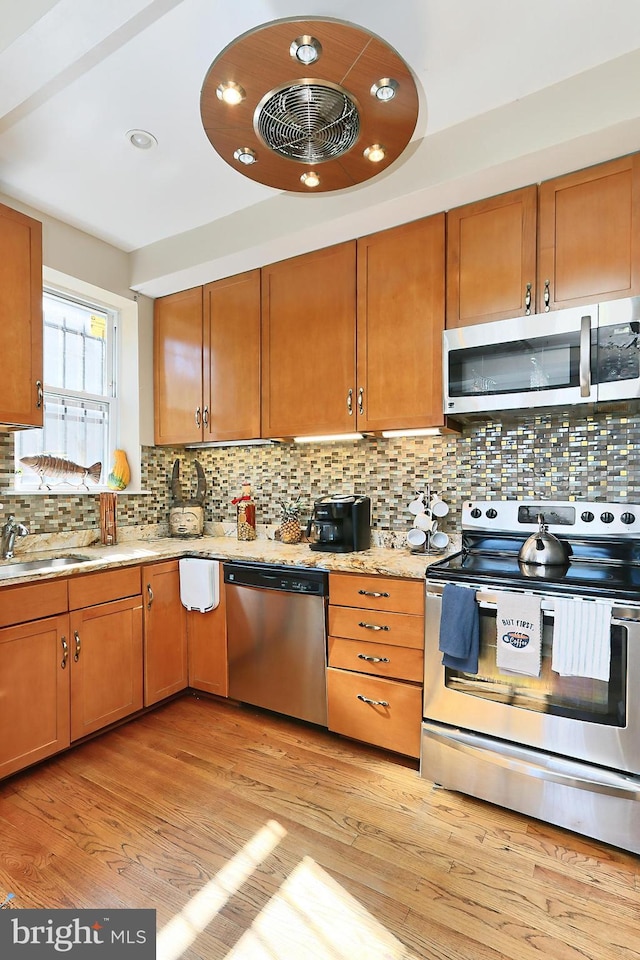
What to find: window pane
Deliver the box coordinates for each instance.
[43,293,108,395]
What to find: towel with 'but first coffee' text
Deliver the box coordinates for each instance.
[496,591,542,677]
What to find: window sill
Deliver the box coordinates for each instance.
[10,487,153,496]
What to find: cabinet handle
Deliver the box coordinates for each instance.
[35,380,43,409]
[195,406,201,427]
[524,282,532,316]
[61,636,68,669]
[543,279,550,312]
[358,386,364,416]
[346,388,353,415]
[358,621,389,631]
[358,589,389,598]
[73,630,81,662]
[203,405,209,427]
[147,583,154,610]
[358,654,390,663]
[357,694,389,707]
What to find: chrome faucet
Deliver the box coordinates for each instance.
[1,515,29,560]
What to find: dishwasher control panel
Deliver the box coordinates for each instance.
[223,561,328,596]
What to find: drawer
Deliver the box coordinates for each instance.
[328,604,424,649]
[328,636,423,682]
[327,668,421,758]
[329,572,424,615]
[68,566,141,610]
[0,578,68,628]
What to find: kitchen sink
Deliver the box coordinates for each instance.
[0,555,93,580]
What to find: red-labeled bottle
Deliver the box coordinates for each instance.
[232,482,257,541]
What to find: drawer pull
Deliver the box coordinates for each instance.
[358,590,390,598]
[358,654,390,663]
[357,694,389,707]
[358,621,389,631]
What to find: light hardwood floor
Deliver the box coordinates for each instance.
[0,695,638,959]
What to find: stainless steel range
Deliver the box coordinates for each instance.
[421,499,640,854]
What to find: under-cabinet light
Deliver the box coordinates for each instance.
[184,439,277,449]
[293,433,364,443]
[381,428,442,438]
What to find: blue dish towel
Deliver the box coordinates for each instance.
[438,583,480,674]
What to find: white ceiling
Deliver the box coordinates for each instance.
[3,0,640,297]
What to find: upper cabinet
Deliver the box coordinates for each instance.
[446,186,537,329]
[0,203,43,428]
[154,286,204,445]
[537,153,640,312]
[357,215,446,431]
[261,242,357,438]
[203,269,261,442]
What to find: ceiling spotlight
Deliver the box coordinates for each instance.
[126,129,157,150]
[290,35,322,64]
[233,147,257,165]
[216,81,246,105]
[371,78,399,102]
[364,144,386,163]
[300,171,320,188]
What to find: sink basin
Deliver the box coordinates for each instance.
[0,555,92,580]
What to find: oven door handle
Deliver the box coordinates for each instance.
[426,726,640,801]
[475,596,635,624]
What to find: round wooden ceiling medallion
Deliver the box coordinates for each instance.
[200,18,419,193]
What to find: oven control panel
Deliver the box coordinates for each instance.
[462,499,640,537]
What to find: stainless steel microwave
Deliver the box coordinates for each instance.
[443,299,640,414]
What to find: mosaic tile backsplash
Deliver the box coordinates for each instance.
[2,407,639,541]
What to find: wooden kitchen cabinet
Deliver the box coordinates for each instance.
[143,560,188,706]
[357,215,446,431]
[261,241,357,438]
[204,269,261,442]
[154,286,204,444]
[69,566,143,740]
[188,563,228,696]
[538,153,640,311]
[446,186,537,328]
[0,202,43,428]
[326,572,424,758]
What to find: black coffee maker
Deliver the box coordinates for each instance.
[307,495,371,552]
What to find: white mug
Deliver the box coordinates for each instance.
[414,512,436,532]
[430,530,450,551]
[408,494,425,515]
[430,496,449,518]
[407,528,427,548]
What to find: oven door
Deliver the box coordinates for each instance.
[423,584,640,774]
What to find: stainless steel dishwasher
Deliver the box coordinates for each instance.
[224,562,329,726]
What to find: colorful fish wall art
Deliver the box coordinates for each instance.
[19,455,102,490]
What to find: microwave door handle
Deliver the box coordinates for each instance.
[580,314,592,397]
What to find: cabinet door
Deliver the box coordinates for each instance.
[143,561,188,706]
[153,286,204,444]
[69,596,143,740]
[204,269,261,441]
[357,215,445,431]
[446,186,537,328]
[538,153,640,311]
[188,566,228,696]
[261,242,356,438]
[0,614,70,778]
[0,203,43,428]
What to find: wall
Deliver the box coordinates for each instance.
[1,406,637,543]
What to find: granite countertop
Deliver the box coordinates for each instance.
[0,530,456,586]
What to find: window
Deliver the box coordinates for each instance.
[15,289,118,491]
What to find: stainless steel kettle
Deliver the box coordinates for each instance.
[518,513,569,566]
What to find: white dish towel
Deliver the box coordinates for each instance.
[551,597,613,682]
[495,591,542,677]
[179,558,220,612]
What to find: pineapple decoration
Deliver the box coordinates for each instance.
[279,497,303,544]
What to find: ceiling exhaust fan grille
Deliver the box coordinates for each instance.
[256,82,360,163]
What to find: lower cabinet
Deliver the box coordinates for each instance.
[187,563,228,696]
[326,572,424,758]
[143,560,188,706]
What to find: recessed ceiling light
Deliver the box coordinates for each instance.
[371,78,399,102]
[126,129,157,150]
[300,171,320,188]
[364,144,386,163]
[233,147,257,165]
[290,35,322,64]
[216,81,246,105]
